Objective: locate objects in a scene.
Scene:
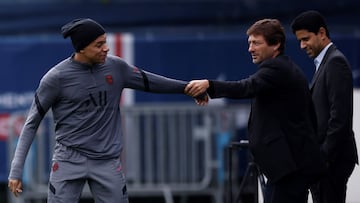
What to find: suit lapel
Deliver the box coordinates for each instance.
[310,44,336,90]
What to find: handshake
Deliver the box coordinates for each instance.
[184,79,210,106]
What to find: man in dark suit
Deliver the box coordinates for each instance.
[291,10,358,203]
[185,19,325,203]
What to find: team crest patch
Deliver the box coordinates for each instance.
[52,162,59,172]
[132,66,140,73]
[106,75,113,84]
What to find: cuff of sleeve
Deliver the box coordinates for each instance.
[207,80,215,97]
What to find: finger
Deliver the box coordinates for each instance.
[185,81,195,92]
[13,188,22,197]
[198,101,208,106]
[188,82,201,95]
[191,86,202,96]
[195,98,208,106]
[184,84,191,93]
[8,183,14,193]
[185,84,196,95]
[9,186,17,196]
[187,88,198,97]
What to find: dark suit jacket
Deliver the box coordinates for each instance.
[207,55,325,182]
[310,44,358,165]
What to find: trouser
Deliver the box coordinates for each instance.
[265,171,317,203]
[311,161,355,203]
[48,145,128,203]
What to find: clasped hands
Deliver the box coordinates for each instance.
[184,79,210,106]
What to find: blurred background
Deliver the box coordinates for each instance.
[0,0,359,203]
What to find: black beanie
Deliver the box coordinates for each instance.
[61,18,106,52]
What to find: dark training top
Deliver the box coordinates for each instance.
[9,54,187,180]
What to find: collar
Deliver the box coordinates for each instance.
[69,53,97,70]
[314,42,333,71]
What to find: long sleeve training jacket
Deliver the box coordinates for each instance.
[9,54,187,180]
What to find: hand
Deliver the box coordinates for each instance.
[185,80,210,97]
[194,93,209,106]
[8,179,23,197]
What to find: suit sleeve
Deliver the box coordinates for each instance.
[208,62,285,99]
[323,56,353,160]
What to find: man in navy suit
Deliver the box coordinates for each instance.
[291,10,358,203]
[186,18,325,203]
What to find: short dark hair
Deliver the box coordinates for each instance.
[246,19,286,54]
[290,10,330,38]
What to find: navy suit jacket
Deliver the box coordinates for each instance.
[207,55,325,182]
[310,44,358,165]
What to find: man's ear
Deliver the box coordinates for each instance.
[274,43,280,51]
[318,27,327,38]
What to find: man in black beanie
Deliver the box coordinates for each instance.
[8,18,208,203]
